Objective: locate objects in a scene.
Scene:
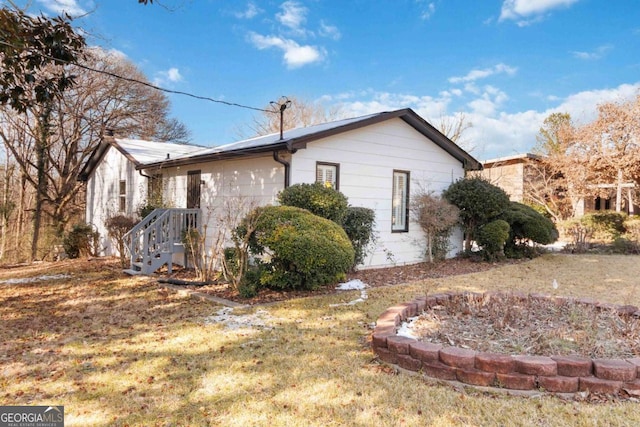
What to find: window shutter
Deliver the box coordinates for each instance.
[325,168,334,186]
[316,163,338,188]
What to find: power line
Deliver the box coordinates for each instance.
[0,39,275,114]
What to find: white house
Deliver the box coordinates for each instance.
[79,108,481,273]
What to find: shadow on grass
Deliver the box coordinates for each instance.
[1,255,640,426]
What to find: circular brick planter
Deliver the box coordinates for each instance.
[372,292,640,397]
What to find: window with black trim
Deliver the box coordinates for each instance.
[391,170,409,232]
[119,180,126,212]
[316,162,339,189]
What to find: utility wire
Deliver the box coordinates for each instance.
[0,38,275,114]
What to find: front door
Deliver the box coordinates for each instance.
[187,170,201,209]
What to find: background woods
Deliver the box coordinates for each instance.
[0,4,189,262]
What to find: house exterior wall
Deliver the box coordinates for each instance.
[86,118,470,269]
[290,117,465,268]
[85,147,150,255]
[161,155,284,209]
[159,155,285,253]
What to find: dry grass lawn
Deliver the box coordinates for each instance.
[1,254,639,426]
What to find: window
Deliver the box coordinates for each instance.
[316,162,339,189]
[391,170,409,232]
[595,196,611,211]
[119,180,126,212]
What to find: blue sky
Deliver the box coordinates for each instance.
[11,0,640,160]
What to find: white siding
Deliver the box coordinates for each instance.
[85,118,469,269]
[160,155,285,249]
[85,147,149,255]
[290,118,465,268]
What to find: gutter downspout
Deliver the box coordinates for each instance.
[273,151,290,188]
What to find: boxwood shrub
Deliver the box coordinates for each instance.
[342,206,376,268]
[247,205,355,290]
[500,202,558,257]
[477,219,510,260]
[277,182,348,224]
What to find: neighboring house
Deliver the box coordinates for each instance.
[79,108,481,272]
[478,153,541,203]
[479,153,636,217]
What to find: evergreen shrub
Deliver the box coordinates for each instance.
[247,205,354,290]
[477,219,510,260]
[277,182,348,224]
[500,202,558,258]
[342,206,376,268]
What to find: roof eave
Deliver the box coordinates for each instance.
[138,140,290,170]
[78,136,117,181]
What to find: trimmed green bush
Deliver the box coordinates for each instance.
[247,205,354,290]
[581,212,626,241]
[342,206,376,268]
[442,177,510,251]
[500,202,558,257]
[278,182,348,224]
[477,219,510,260]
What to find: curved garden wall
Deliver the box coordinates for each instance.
[372,292,640,396]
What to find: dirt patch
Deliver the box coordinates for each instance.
[407,293,640,358]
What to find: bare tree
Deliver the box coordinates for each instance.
[576,96,640,213]
[410,189,459,263]
[526,96,640,221]
[241,96,345,137]
[0,48,190,260]
[525,113,589,220]
[431,112,474,152]
[0,145,16,259]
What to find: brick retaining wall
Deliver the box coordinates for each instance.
[372,292,640,396]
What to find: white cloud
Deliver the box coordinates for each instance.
[550,83,640,123]
[467,86,509,116]
[449,63,518,84]
[337,91,453,122]
[322,82,640,161]
[466,83,640,159]
[571,44,613,60]
[37,0,87,16]
[499,0,580,25]
[153,67,184,87]
[245,2,338,68]
[166,68,183,82]
[248,33,324,68]
[234,2,262,19]
[319,21,341,40]
[277,1,308,33]
[416,1,436,20]
[86,46,128,61]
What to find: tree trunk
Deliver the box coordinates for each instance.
[15,172,26,260]
[31,107,51,261]
[0,157,9,260]
[426,234,434,263]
